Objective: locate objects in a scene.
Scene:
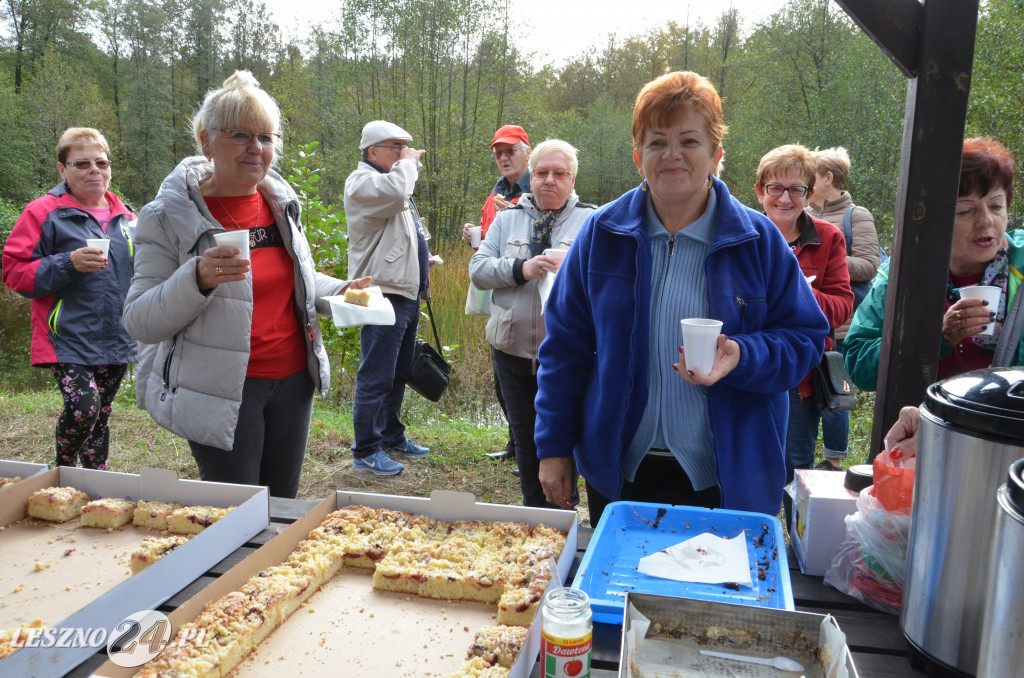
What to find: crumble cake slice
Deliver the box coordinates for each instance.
[26,486,89,522]
[80,497,135,529]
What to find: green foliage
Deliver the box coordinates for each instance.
[2,0,1024,417]
[283,140,361,375]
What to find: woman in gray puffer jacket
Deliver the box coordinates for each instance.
[469,139,596,507]
[123,71,368,498]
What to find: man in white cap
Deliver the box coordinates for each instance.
[344,120,431,475]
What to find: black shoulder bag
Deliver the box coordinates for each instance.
[811,331,856,412]
[408,295,451,402]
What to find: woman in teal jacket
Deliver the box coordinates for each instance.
[845,137,1023,389]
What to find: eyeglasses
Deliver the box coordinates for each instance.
[532,169,572,181]
[764,183,810,198]
[373,144,406,152]
[215,129,281,147]
[493,145,523,160]
[64,159,111,170]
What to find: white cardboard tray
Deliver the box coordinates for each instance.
[92,489,578,678]
[0,459,49,497]
[0,466,269,678]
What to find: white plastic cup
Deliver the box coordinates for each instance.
[86,238,110,259]
[469,226,482,248]
[213,230,250,259]
[681,318,724,374]
[959,285,1001,335]
[543,248,568,264]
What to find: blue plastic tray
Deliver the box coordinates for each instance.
[572,501,794,625]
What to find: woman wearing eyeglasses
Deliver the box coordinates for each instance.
[123,71,368,498]
[2,127,136,469]
[754,144,853,527]
[469,139,596,507]
[534,73,828,524]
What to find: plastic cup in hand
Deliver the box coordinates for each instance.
[959,285,1001,335]
[543,248,568,263]
[681,318,723,374]
[86,238,110,259]
[543,248,568,272]
[469,226,482,248]
[213,230,250,259]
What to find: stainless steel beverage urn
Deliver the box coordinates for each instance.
[901,368,1024,677]
[977,458,1024,678]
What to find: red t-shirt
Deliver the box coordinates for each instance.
[205,193,306,379]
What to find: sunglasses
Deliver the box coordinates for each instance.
[64,159,111,170]
[493,145,523,159]
[533,169,572,181]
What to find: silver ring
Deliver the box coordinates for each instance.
[956,310,962,320]
[216,266,223,276]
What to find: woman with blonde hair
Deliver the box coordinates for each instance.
[123,71,369,497]
[3,127,136,468]
[534,72,828,523]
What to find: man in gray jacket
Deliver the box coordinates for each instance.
[344,120,432,475]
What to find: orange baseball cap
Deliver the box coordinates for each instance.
[491,125,529,149]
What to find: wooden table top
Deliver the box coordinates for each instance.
[64,497,925,678]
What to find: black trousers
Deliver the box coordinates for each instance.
[491,347,578,508]
[189,369,314,499]
[585,454,721,527]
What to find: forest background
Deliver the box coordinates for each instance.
[1,0,1022,426]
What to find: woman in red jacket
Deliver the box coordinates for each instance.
[2,127,137,469]
[755,144,853,528]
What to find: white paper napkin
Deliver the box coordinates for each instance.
[637,532,752,587]
[324,286,396,328]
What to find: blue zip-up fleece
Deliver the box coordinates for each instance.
[534,179,829,516]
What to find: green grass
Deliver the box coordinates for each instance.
[0,385,525,509]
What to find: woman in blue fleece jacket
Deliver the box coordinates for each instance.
[535,72,828,523]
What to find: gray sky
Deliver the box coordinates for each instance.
[265,0,787,67]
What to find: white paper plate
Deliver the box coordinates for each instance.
[324,286,396,328]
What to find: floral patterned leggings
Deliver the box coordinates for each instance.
[50,363,127,469]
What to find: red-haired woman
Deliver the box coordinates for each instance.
[534,71,828,524]
[846,137,1023,387]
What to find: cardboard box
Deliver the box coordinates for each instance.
[620,591,859,677]
[91,489,579,678]
[0,460,49,497]
[790,469,859,576]
[0,466,269,678]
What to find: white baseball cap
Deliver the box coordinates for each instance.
[359,120,413,150]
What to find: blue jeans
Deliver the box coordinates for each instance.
[783,387,820,530]
[819,339,849,458]
[352,294,420,459]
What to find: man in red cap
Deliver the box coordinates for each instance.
[463,125,531,245]
[463,125,531,464]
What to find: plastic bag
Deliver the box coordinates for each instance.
[824,487,911,614]
[871,449,915,511]
[464,281,490,316]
